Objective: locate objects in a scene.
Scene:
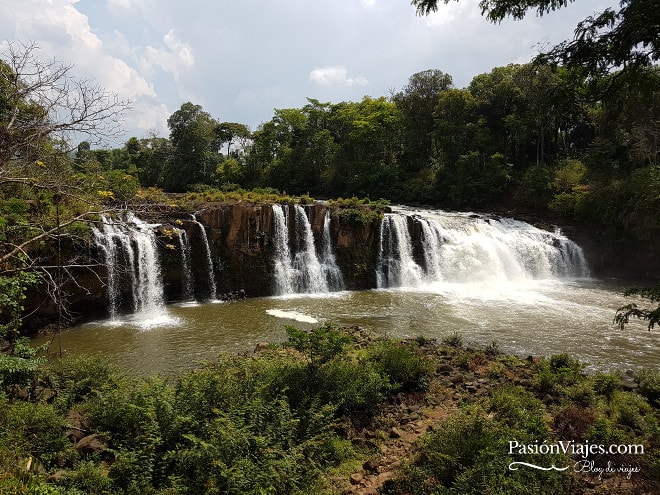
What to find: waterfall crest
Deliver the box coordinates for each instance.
[376,208,589,289]
[92,213,166,320]
[272,204,344,295]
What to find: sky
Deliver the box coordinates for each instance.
[1,0,614,146]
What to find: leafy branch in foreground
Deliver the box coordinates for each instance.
[614,284,660,330]
[412,0,659,86]
[1,41,131,335]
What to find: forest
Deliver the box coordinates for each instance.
[82,63,659,223]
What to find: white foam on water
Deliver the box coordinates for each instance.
[266,309,319,324]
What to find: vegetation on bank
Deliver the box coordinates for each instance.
[0,324,658,494]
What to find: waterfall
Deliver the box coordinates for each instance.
[417,217,444,280]
[271,204,343,295]
[376,214,424,288]
[376,208,589,289]
[176,228,194,301]
[291,205,328,293]
[191,214,217,300]
[320,210,344,291]
[272,204,295,295]
[92,213,165,319]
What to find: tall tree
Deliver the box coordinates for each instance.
[216,122,251,157]
[131,135,173,188]
[165,102,220,192]
[413,0,577,19]
[392,69,452,174]
[328,96,401,197]
[0,41,129,336]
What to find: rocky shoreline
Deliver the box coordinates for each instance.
[246,326,658,495]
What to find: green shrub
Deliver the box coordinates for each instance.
[327,196,392,209]
[518,164,552,209]
[587,415,626,444]
[218,181,243,192]
[284,324,353,367]
[486,361,507,378]
[0,397,71,469]
[384,405,571,495]
[167,395,311,495]
[186,183,214,193]
[565,379,596,407]
[315,358,390,415]
[535,353,583,393]
[0,198,30,233]
[102,169,139,202]
[593,373,621,399]
[484,340,500,356]
[549,190,587,218]
[553,159,587,191]
[86,377,174,490]
[0,352,44,388]
[0,478,72,495]
[489,386,549,436]
[335,207,382,226]
[609,390,655,431]
[0,272,39,341]
[411,407,501,487]
[442,331,463,348]
[636,368,660,404]
[41,356,124,411]
[368,341,433,392]
[61,461,113,494]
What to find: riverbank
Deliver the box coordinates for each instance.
[2,325,658,494]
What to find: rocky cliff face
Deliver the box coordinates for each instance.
[22,202,659,332]
[191,202,382,296]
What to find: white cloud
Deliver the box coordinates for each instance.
[1,0,615,141]
[145,29,194,81]
[309,66,368,88]
[425,0,480,27]
[106,0,153,16]
[2,0,166,140]
[130,101,170,136]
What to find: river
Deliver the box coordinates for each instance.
[37,206,658,375]
[38,278,657,376]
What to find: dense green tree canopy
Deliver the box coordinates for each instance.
[392,69,453,173]
[165,102,221,192]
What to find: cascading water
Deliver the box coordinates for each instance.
[291,205,328,293]
[376,214,424,288]
[376,208,589,289]
[320,210,344,291]
[191,213,217,300]
[271,204,343,295]
[92,213,166,320]
[272,204,295,295]
[176,228,194,301]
